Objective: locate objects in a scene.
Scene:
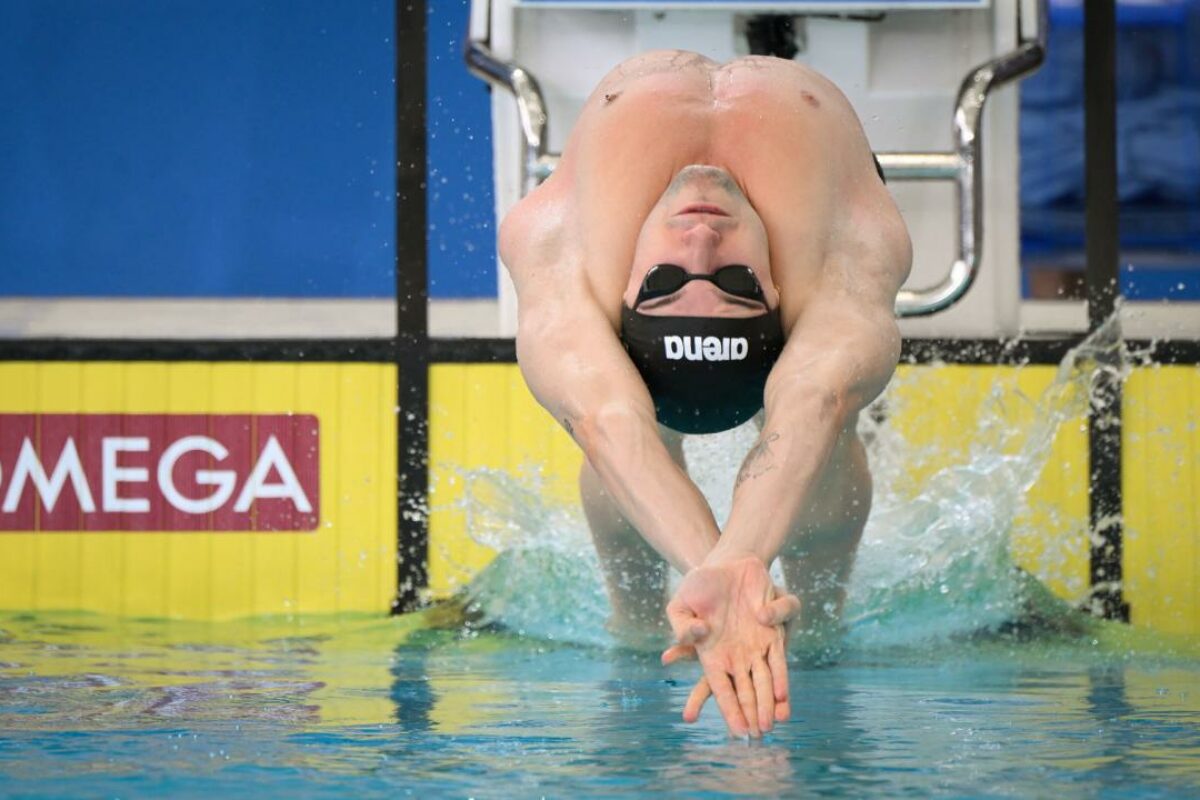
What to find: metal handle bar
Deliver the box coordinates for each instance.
[465,0,1046,317]
[464,40,557,197]
[890,0,1047,316]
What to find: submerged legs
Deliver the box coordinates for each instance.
[778,428,872,639]
[579,428,686,649]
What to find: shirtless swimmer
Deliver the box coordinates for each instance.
[498,51,912,738]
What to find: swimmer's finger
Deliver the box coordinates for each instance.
[775,697,791,723]
[757,593,802,627]
[751,656,775,734]
[768,641,791,721]
[733,668,761,738]
[704,665,750,738]
[661,643,697,666]
[682,677,711,723]
[666,601,709,646]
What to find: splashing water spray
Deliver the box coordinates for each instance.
[432,314,1142,653]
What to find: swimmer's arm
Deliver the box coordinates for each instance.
[514,294,721,573]
[710,300,901,565]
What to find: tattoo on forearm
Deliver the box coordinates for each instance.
[735,432,780,489]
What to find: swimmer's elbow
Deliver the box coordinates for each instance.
[570,402,658,465]
[764,338,897,425]
[497,200,529,273]
[764,377,853,430]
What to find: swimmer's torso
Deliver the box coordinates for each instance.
[500,52,909,330]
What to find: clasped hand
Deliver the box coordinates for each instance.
[661,555,800,737]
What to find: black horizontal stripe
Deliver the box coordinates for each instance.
[1,335,1197,365]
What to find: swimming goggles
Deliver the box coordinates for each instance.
[634,263,766,309]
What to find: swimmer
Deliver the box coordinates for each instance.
[499,51,912,738]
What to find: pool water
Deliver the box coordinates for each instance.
[1,612,1199,798]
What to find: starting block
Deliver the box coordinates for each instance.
[466,0,1046,337]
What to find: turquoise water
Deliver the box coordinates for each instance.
[1,614,1199,798]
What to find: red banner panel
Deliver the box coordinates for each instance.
[0,414,319,532]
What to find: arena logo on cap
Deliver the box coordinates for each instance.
[0,414,319,532]
[663,335,749,362]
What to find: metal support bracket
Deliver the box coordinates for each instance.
[465,0,1047,317]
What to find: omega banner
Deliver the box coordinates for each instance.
[0,414,319,532]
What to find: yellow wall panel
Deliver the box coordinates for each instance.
[207,363,258,620]
[432,365,507,594]
[0,361,397,620]
[427,364,581,599]
[1011,368,1091,601]
[121,363,172,616]
[163,363,215,619]
[378,371,399,608]
[334,363,391,613]
[1193,368,1199,632]
[4,355,1197,635]
[78,362,130,616]
[886,365,981,498]
[885,365,1091,599]
[295,365,342,615]
[1123,366,1199,635]
[250,363,300,616]
[33,363,84,611]
[428,364,470,595]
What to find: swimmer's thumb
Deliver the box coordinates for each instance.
[757,594,802,627]
[666,600,709,646]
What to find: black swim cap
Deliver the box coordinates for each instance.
[619,304,785,434]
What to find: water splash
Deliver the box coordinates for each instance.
[449,470,611,647]
[841,318,1125,648]
[438,316,1130,652]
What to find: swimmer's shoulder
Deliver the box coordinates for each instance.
[499,177,625,326]
[500,184,563,277]
[498,176,590,292]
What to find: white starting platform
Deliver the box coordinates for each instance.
[466,0,1047,338]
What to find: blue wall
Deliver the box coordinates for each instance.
[1019,0,1200,299]
[0,0,395,297]
[6,0,1189,303]
[426,1,497,298]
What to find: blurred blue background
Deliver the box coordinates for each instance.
[0,0,1196,301]
[426,0,496,298]
[1020,0,1200,299]
[0,0,397,298]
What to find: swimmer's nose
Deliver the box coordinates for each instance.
[682,221,722,242]
[681,221,722,254]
